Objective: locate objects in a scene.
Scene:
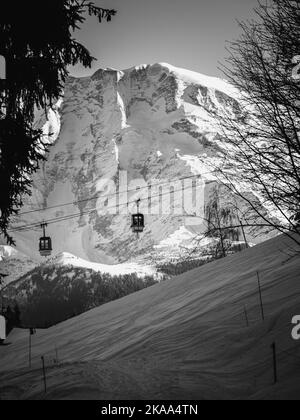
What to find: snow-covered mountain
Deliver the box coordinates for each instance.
[0,246,20,261]
[0,246,37,286]
[11,63,275,266]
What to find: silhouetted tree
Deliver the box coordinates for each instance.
[13,303,21,327]
[4,305,13,333]
[204,189,241,259]
[0,1,116,244]
[0,272,8,312]
[1,303,21,332]
[217,0,300,244]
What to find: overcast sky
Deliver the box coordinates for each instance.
[71,0,258,79]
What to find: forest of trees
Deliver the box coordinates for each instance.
[4,266,157,328]
[158,258,212,277]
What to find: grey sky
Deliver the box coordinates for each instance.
[71,0,258,79]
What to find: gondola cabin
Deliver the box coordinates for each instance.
[39,237,52,257]
[39,223,52,257]
[131,213,145,234]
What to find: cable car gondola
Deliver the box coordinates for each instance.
[131,199,145,236]
[39,223,52,257]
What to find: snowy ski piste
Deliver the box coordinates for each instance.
[0,233,299,400]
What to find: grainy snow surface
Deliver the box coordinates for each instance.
[1,234,299,400]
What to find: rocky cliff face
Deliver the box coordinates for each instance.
[12,63,274,266]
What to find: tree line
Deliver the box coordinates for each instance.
[4,265,157,328]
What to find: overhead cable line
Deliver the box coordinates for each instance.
[9,182,207,233]
[17,171,216,217]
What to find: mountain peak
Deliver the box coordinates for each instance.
[90,62,238,99]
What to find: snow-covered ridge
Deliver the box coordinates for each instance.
[0,246,23,261]
[47,252,159,279]
[0,246,37,286]
[155,63,238,99]
[105,62,239,99]
[42,98,63,146]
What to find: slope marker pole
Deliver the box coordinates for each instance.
[41,356,47,394]
[29,329,32,368]
[271,342,278,384]
[244,305,249,327]
[257,271,265,322]
[55,346,59,364]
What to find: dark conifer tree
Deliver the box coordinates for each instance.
[13,303,21,327]
[0,1,116,243]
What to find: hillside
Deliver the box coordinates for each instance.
[0,233,299,400]
[3,253,160,328]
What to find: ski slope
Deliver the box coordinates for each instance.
[48,252,159,278]
[0,234,300,400]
